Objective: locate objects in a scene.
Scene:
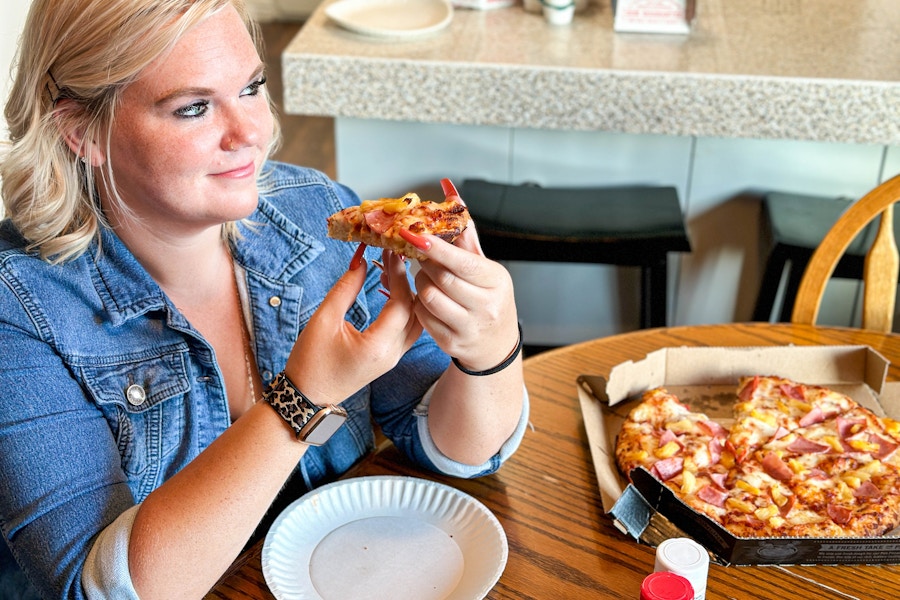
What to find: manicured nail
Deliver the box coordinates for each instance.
[372,259,385,272]
[400,229,431,251]
[349,243,367,270]
[440,178,458,199]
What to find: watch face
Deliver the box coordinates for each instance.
[301,408,348,446]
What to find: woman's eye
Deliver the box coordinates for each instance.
[175,101,208,118]
[241,76,267,97]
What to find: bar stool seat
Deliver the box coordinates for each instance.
[459,179,691,329]
[752,191,895,322]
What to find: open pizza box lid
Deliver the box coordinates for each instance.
[577,345,900,565]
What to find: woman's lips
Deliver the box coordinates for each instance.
[215,162,256,179]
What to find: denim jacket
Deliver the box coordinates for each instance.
[0,162,529,599]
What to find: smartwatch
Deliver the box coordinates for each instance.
[264,372,348,446]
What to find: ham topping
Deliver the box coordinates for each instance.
[697,485,728,508]
[708,438,723,464]
[853,481,882,500]
[770,426,790,442]
[869,434,899,459]
[798,405,825,427]
[827,504,852,525]
[698,419,728,438]
[779,383,806,401]
[651,457,684,482]
[786,436,831,454]
[807,468,828,480]
[709,472,728,489]
[776,493,796,517]
[762,452,794,482]
[837,416,866,438]
[363,210,394,234]
[739,376,760,401]
[659,429,679,446]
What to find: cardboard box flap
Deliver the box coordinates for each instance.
[577,376,630,512]
[881,381,900,420]
[604,345,889,405]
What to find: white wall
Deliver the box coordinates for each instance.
[246,0,321,21]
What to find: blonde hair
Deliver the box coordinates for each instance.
[1,0,281,262]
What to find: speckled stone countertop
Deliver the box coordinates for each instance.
[282,0,900,144]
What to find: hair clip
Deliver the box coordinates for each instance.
[46,69,69,105]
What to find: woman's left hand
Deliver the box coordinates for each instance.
[398,180,519,371]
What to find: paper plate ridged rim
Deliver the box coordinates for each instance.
[262,475,507,599]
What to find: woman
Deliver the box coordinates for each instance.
[0,0,528,597]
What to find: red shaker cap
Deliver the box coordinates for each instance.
[640,571,694,600]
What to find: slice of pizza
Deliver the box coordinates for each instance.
[615,388,733,513]
[327,193,471,261]
[727,375,858,463]
[709,457,818,538]
[738,402,900,537]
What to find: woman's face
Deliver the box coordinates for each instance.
[102,5,274,237]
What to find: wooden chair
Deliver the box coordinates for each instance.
[792,174,900,331]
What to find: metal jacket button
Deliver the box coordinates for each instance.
[125,384,146,406]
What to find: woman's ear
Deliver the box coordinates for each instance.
[54,99,106,167]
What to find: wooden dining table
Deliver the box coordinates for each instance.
[206,323,900,599]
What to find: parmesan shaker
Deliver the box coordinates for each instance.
[653,538,709,600]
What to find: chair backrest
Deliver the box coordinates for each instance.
[792,173,900,332]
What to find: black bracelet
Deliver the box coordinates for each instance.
[451,323,523,376]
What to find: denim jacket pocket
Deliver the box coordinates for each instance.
[79,346,191,499]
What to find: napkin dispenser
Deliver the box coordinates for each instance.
[612,0,696,34]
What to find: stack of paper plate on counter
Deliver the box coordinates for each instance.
[324,0,454,39]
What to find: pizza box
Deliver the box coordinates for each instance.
[577,344,900,566]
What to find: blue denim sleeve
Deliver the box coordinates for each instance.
[0,288,135,599]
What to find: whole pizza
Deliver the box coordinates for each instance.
[615,375,900,538]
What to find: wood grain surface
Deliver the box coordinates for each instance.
[206,323,900,599]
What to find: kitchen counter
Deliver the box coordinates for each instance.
[283,0,900,144]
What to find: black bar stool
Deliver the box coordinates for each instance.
[752,191,892,323]
[460,179,692,330]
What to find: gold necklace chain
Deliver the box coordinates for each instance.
[234,263,257,405]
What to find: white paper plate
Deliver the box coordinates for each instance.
[262,476,507,600]
[325,0,454,39]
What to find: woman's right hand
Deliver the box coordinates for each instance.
[281,244,423,405]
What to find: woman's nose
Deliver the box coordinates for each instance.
[220,105,263,152]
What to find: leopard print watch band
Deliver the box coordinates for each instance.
[263,372,348,445]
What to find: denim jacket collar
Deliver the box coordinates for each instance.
[88,194,326,328]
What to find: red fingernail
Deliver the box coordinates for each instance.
[440,178,458,199]
[400,229,431,251]
[349,243,367,270]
